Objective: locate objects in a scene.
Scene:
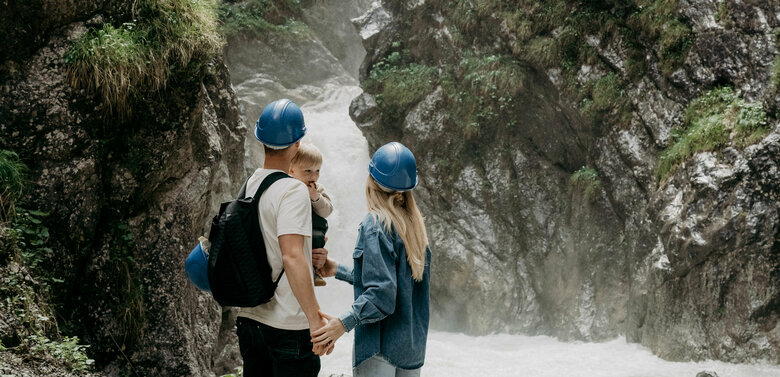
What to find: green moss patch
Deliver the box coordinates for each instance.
[65,0,223,119]
[364,50,438,119]
[579,73,633,134]
[655,87,769,181]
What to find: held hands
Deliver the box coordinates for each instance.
[309,312,335,356]
[311,311,346,351]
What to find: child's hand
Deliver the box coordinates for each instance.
[318,258,338,278]
[307,182,320,201]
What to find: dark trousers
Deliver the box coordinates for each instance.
[236,317,320,377]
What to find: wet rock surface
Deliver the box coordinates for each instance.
[350,0,780,363]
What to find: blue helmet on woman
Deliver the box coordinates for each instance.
[369,142,418,191]
[255,99,306,148]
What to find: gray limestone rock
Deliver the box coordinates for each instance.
[349,0,780,363]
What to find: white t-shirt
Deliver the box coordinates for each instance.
[237,168,313,330]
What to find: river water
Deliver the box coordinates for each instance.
[225,2,780,376]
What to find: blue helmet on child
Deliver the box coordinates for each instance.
[255,99,306,148]
[369,142,418,191]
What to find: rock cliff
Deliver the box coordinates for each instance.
[350,0,779,363]
[1,1,244,375]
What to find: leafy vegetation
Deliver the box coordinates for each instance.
[655,87,769,181]
[27,334,94,373]
[65,0,223,119]
[0,153,93,373]
[218,0,306,38]
[441,54,526,137]
[570,166,602,201]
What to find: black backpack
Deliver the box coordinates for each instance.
[207,172,289,307]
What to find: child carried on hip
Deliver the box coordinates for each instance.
[289,142,332,286]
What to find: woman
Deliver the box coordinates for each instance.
[313,142,431,377]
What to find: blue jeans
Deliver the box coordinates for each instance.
[236,317,320,377]
[353,354,422,377]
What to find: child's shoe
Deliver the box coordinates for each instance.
[314,273,327,287]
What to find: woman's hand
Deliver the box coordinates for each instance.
[311,311,346,349]
[318,258,338,278]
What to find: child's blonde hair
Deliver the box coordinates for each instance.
[291,142,323,167]
[365,176,429,281]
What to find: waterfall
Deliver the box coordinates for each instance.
[225,1,780,376]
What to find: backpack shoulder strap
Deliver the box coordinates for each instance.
[252,171,291,202]
[237,178,249,199]
[252,171,291,284]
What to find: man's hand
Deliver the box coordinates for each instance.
[311,311,345,354]
[309,313,334,356]
[312,247,328,269]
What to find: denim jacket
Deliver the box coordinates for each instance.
[336,213,431,369]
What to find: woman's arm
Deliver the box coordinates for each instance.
[319,258,354,285]
[312,228,397,347]
[337,228,397,332]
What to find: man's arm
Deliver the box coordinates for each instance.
[278,234,325,329]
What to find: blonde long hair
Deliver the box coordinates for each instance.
[366,176,429,281]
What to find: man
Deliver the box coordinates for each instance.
[236,98,332,376]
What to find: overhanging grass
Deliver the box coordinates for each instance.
[65,0,223,119]
[656,87,769,181]
[0,150,27,223]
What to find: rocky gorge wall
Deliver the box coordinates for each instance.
[350,0,779,363]
[0,1,245,375]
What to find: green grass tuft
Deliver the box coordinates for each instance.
[570,166,602,201]
[771,54,780,93]
[656,87,769,181]
[65,0,223,119]
[0,150,27,223]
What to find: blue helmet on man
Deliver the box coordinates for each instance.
[255,99,306,148]
[369,142,418,191]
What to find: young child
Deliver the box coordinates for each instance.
[290,142,333,286]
